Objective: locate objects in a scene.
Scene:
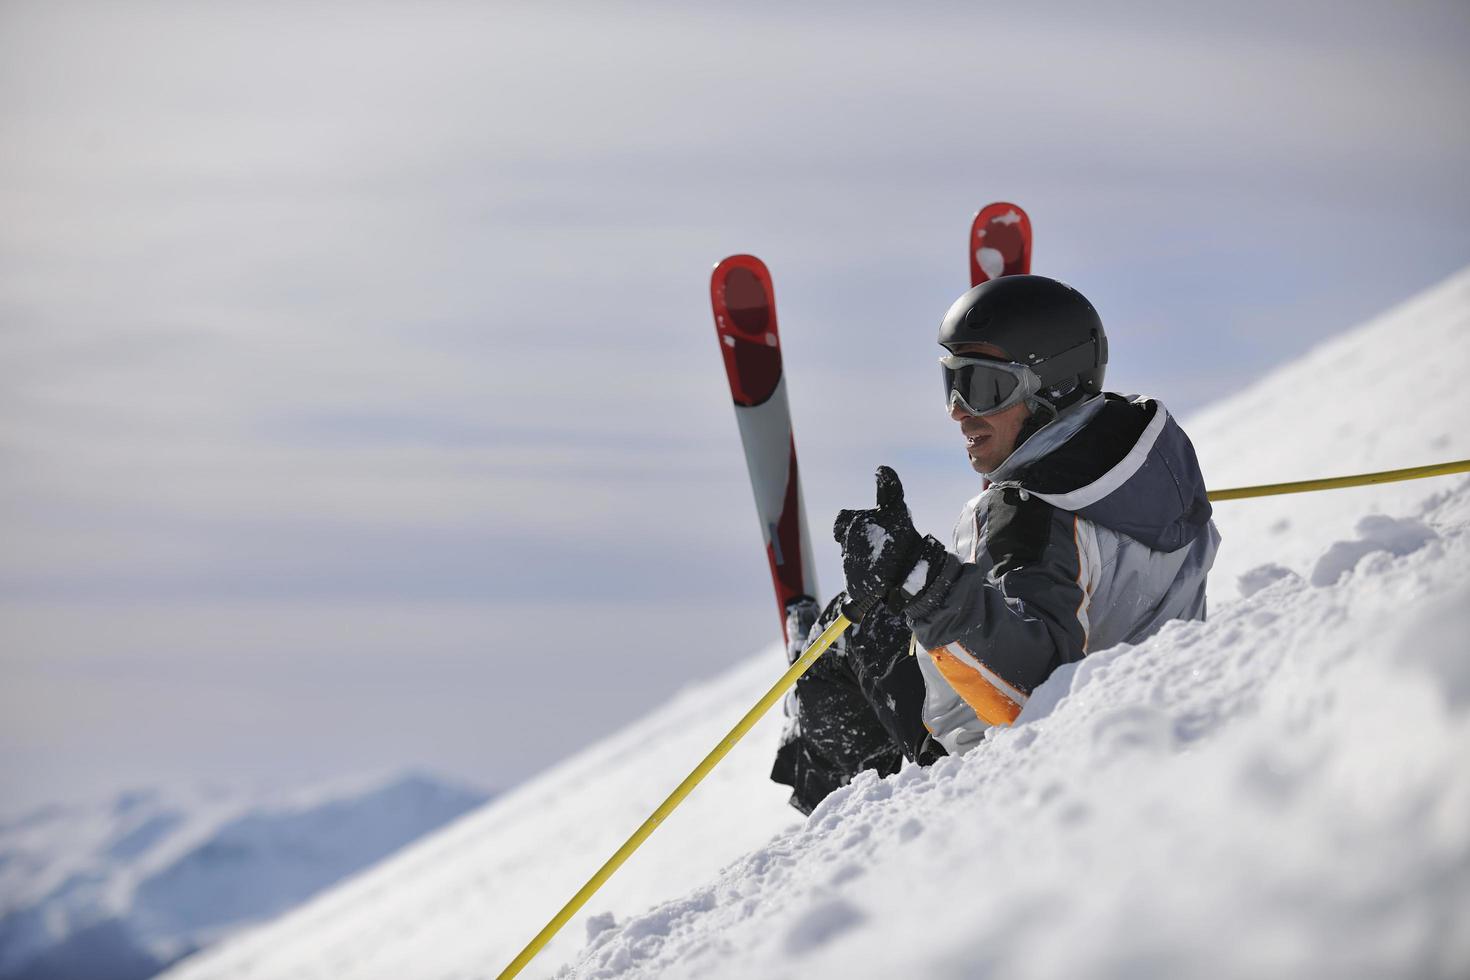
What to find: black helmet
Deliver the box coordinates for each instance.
[937,275,1108,411]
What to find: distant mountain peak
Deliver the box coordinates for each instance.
[0,770,489,980]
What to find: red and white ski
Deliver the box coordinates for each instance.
[710,254,817,644]
[970,202,1033,286]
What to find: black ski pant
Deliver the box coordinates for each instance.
[770,596,946,815]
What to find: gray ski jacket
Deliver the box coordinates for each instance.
[905,393,1220,754]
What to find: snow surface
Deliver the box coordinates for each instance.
[0,772,485,980]
[570,490,1470,979]
[163,266,1470,979]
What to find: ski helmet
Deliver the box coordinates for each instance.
[937,275,1108,412]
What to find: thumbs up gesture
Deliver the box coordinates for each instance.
[834,466,947,620]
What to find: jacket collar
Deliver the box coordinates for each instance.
[985,393,1107,484]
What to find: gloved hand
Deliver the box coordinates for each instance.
[833,466,948,620]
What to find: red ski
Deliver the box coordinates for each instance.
[970,202,1033,286]
[709,255,817,644]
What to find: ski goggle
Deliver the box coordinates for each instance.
[940,355,1042,416]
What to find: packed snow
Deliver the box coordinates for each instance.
[162,267,1470,979]
[0,772,485,980]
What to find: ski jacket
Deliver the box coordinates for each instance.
[905,393,1220,755]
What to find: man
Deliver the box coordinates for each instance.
[771,274,1219,814]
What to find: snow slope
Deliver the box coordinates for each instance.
[1188,265,1470,599]
[0,772,485,980]
[161,657,803,980]
[571,476,1470,979]
[165,266,1470,980]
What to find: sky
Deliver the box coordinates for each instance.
[1,0,1468,809]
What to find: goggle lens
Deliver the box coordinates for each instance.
[940,357,1032,416]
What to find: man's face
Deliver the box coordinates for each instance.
[948,342,1032,475]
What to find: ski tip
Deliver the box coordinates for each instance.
[971,201,1029,222]
[710,254,778,340]
[710,252,783,405]
[970,202,1033,285]
[711,253,770,279]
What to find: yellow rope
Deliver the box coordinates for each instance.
[1209,458,1470,501]
[496,614,853,980]
[498,454,1470,978]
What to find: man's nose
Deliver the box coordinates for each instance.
[949,399,971,422]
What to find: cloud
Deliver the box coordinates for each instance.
[0,0,1466,798]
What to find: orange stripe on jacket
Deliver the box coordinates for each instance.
[927,645,1024,726]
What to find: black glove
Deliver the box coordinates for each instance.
[833,466,948,620]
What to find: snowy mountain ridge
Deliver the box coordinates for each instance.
[163,265,1470,979]
[0,772,487,980]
